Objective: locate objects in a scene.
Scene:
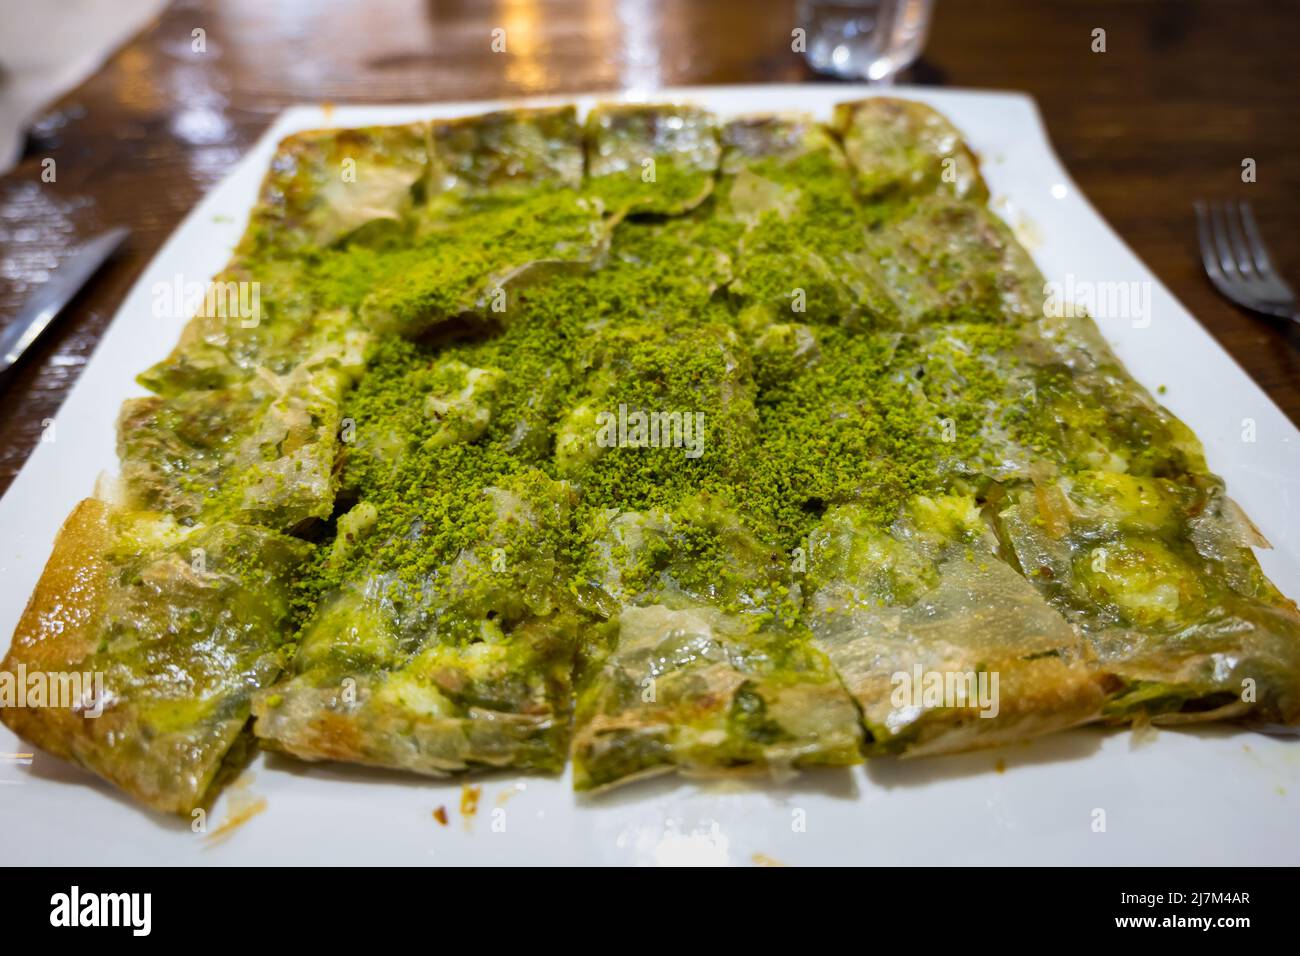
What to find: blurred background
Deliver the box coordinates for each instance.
[0,0,1297,491]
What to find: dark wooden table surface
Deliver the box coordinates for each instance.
[1,0,1298,497]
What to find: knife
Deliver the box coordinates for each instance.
[0,226,130,384]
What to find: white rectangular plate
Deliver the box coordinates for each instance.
[2,85,1298,866]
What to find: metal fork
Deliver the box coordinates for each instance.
[1194,200,1298,324]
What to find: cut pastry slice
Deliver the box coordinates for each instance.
[718,114,884,327]
[138,266,368,395]
[246,121,431,252]
[861,193,1045,326]
[805,494,1107,755]
[720,113,836,169]
[253,471,580,775]
[363,110,607,338]
[0,500,309,814]
[831,97,987,203]
[573,603,864,790]
[362,188,609,338]
[119,360,359,531]
[429,106,585,196]
[584,103,720,216]
[1018,309,1210,479]
[996,471,1300,725]
[571,497,864,790]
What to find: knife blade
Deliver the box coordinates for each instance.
[0,226,130,381]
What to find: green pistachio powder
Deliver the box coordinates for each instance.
[287,155,1042,614]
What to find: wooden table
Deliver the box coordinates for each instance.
[1,0,1297,496]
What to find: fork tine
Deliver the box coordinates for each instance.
[1196,199,1298,322]
[1194,201,1227,281]
[1207,202,1241,279]
[1221,202,1258,278]
[1236,201,1276,277]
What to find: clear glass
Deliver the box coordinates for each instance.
[797,0,934,83]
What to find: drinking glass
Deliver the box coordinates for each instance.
[797,0,934,83]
